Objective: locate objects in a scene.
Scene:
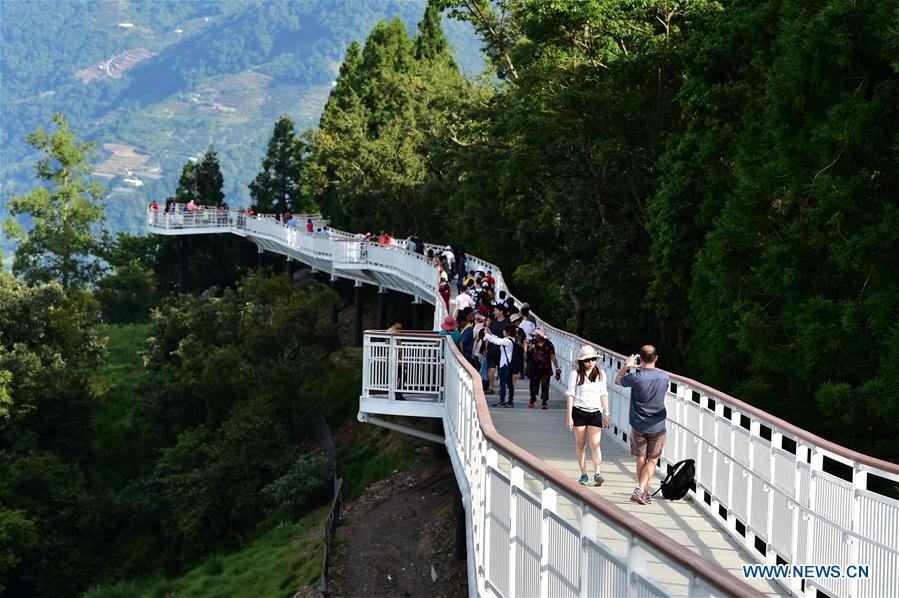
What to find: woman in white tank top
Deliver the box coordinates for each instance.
[566,345,610,486]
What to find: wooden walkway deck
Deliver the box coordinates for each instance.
[488,376,787,596]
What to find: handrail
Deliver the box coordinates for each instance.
[444,338,763,597]
[147,205,899,597]
[145,203,899,470]
[318,478,344,595]
[527,316,899,476]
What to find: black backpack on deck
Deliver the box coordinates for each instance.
[652,459,695,500]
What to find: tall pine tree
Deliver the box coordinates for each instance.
[249,116,304,214]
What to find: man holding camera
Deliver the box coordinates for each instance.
[615,345,668,505]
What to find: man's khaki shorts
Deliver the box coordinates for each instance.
[629,429,666,459]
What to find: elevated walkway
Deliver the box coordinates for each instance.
[148,206,899,597]
[491,378,784,595]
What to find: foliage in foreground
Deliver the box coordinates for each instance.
[82,508,328,598]
[307,0,899,459]
[0,271,353,595]
[3,113,107,291]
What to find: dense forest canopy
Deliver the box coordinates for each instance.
[1,0,897,595]
[303,0,898,459]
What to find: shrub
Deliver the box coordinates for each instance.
[261,454,333,518]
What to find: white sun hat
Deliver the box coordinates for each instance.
[577,345,601,361]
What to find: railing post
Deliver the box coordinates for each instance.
[387,335,397,401]
[849,465,867,598]
[765,431,781,565]
[726,409,741,535]
[790,443,809,595]
[539,482,557,597]
[508,462,523,597]
[483,447,498,587]
[626,536,647,598]
[579,504,597,595]
[362,334,370,397]
[745,420,760,554]
[804,449,823,579]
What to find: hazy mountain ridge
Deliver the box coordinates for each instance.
[1,0,482,250]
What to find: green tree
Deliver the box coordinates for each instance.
[249,116,306,214]
[681,0,899,457]
[2,113,107,291]
[175,161,200,205]
[175,146,225,206]
[0,506,37,595]
[306,11,472,235]
[415,1,452,62]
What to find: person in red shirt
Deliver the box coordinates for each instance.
[484,271,496,287]
[149,200,159,212]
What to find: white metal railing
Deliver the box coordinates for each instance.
[362,331,444,402]
[147,206,899,597]
[441,340,756,597]
[531,325,899,598]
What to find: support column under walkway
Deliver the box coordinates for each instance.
[353,282,364,347]
[377,288,389,329]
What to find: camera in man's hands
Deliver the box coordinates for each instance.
[633,355,641,366]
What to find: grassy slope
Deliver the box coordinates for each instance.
[82,324,428,596]
[83,508,327,598]
[88,323,153,489]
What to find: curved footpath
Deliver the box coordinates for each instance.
[489,378,784,596]
[147,207,898,598]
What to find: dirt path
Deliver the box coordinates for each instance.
[327,460,468,597]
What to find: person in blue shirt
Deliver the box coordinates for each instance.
[457,309,476,363]
[615,345,669,506]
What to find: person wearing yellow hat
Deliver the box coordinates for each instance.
[566,344,610,486]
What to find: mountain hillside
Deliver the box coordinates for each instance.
[0,0,481,252]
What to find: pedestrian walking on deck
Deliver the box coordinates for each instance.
[528,328,560,408]
[615,345,668,505]
[566,345,610,486]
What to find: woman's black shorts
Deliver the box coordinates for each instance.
[572,406,603,428]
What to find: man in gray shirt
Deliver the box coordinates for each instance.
[615,345,669,505]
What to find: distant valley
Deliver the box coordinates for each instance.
[1,0,481,252]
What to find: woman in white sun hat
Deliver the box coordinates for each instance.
[566,344,610,486]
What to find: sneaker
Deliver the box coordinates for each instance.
[578,474,589,485]
[630,488,648,505]
[594,473,605,487]
[492,401,507,408]
[486,389,495,395]
[643,490,652,504]
[541,402,548,410]
[503,402,514,408]
[528,400,535,408]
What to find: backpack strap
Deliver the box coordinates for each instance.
[652,459,688,496]
[651,462,681,497]
[651,475,671,497]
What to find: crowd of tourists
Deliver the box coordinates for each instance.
[427,250,668,507]
[149,202,670,506]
